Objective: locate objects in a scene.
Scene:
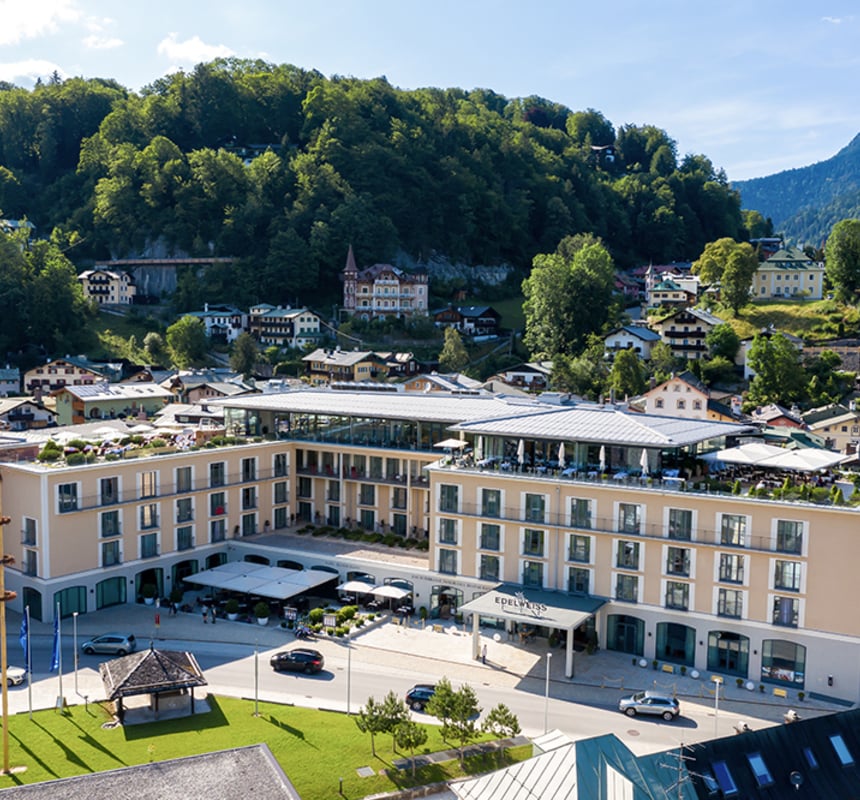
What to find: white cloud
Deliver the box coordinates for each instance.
[0,0,81,46]
[0,59,66,86]
[83,34,123,50]
[156,33,235,65]
[822,16,844,24]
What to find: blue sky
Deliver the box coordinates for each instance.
[2,0,859,181]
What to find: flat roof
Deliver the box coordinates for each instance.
[460,585,605,630]
[184,561,337,600]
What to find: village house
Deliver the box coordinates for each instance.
[51,382,174,426]
[341,246,428,320]
[186,304,247,343]
[23,357,113,394]
[753,246,825,301]
[77,268,137,306]
[302,348,389,386]
[650,307,723,361]
[802,403,860,453]
[0,397,56,430]
[248,305,323,349]
[634,371,738,421]
[603,325,662,360]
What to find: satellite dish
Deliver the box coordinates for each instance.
[789,771,804,788]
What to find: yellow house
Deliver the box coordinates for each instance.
[753,247,825,301]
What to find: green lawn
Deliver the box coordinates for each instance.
[715,298,860,342]
[0,698,527,799]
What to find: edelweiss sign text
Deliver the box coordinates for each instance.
[495,591,547,618]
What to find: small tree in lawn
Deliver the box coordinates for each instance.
[444,685,482,767]
[482,703,521,765]
[395,719,428,779]
[354,696,387,757]
[425,676,456,742]
[381,690,409,752]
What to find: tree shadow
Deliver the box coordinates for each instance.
[261,713,319,750]
[8,730,58,779]
[66,716,126,766]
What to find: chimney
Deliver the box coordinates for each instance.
[649,376,656,390]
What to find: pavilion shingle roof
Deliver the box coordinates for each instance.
[99,648,207,699]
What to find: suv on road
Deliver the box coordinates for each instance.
[270,648,324,674]
[618,691,680,720]
[405,684,436,711]
[80,633,137,656]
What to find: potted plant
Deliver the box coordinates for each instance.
[141,583,157,605]
[254,601,271,626]
[798,691,806,701]
[225,598,240,621]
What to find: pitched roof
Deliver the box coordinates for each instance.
[54,382,173,402]
[608,325,661,342]
[99,648,207,699]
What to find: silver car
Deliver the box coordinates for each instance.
[81,633,137,656]
[618,690,680,720]
[5,666,26,686]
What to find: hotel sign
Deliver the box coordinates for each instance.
[494,591,547,618]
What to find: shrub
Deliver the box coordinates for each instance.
[141,583,157,599]
[355,617,365,628]
[334,626,348,637]
[169,587,183,604]
[308,607,325,625]
[254,601,271,619]
[65,452,86,466]
[225,598,240,615]
[148,438,168,448]
[383,534,399,547]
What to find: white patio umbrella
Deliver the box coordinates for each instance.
[558,441,566,466]
[434,438,467,450]
[369,584,410,600]
[599,445,606,473]
[517,439,525,464]
[336,580,376,594]
[639,448,649,476]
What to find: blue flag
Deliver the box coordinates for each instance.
[19,610,28,669]
[49,614,59,672]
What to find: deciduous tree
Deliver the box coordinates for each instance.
[354,696,387,757]
[166,315,208,368]
[394,719,428,778]
[746,333,805,406]
[438,327,470,373]
[482,703,521,765]
[825,219,860,303]
[230,331,259,378]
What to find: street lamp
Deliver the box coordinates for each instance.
[72,612,79,695]
[346,629,352,715]
[544,652,552,733]
[712,676,723,738]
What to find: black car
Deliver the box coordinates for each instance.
[405,683,436,711]
[270,648,324,674]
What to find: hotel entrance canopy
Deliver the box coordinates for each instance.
[459,584,605,631]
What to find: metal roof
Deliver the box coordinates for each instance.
[451,404,754,447]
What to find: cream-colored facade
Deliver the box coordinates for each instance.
[3,390,860,703]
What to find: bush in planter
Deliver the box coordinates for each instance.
[798,691,806,701]
[254,601,271,619]
[225,598,240,616]
[736,677,744,688]
[141,583,157,601]
[308,607,325,625]
[336,605,358,625]
[355,617,365,628]
[419,607,428,621]
[680,665,687,676]
[169,587,183,605]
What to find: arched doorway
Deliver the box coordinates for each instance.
[278,559,304,571]
[135,567,163,601]
[54,586,86,618]
[244,554,270,566]
[707,631,750,678]
[606,614,645,656]
[431,585,463,619]
[96,577,126,609]
[655,622,695,666]
[172,559,199,591]
[22,587,43,622]
[205,553,226,569]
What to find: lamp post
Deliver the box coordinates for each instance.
[712,676,723,738]
[544,652,552,733]
[346,629,352,715]
[73,612,79,696]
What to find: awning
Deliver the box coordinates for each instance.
[185,562,336,600]
[711,442,786,465]
[459,584,605,630]
[369,584,411,600]
[434,438,467,449]
[337,580,377,594]
[755,447,847,472]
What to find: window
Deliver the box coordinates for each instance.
[665,581,689,610]
[569,534,590,563]
[524,493,545,523]
[176,466,192,493]
[22,550,37,577]
[439,518,457,544]
[439,548,457,575]
[720,514,746,547]
[480,523,500,551]
[210,492,226,516]
[570,498,592,529]
[523,529,544,557]
[101,510,120,538]
[522,561,543,588]
[618,503,641,534]
[439,484,459,513]
[297,476,312,498]
[391,486,406,509]
[102,540,121,567]
[480,555,499,581]
[712,761,738,796]
[655,398,664,409]
[719,553,744,583]
[21,518,36,546]
[140,471,158,499]
[803,747,819,769]
[666,547,690,575]
[210,462,226,488]
[772,596,799,627]
[275,507,289,530]
[359,509,375,531]
[210,519,226,543]
[616,541,639,569]
[718,588,743,618]
[776,520,803,553]
[241,513,256,536]
[177,526,193,551]
[100,477,118,505]
[830,734,855,766]
[274,452,288,477]
[569,567,589,595]
[139,503,159,529]
[274,481,288,505]
[176,497,193,523]
[746,753,774,788]
[140,533,158,559]
[775,560,801,591]
[761,639,805,685]
[615,574,638,602]
[481,489,501,518]
[241,457,256,481]
[58,483,78,513]
[667,508,692,540]
[677,399,685,409]
[359,483,375,506]
[242,486,257,510]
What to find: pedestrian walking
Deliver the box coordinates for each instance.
[202,607,208,624]
[210,607,216,624]
[481,643,488,664]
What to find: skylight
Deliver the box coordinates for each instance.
[712,761,738,796]
[803,747,818,769]
[830,734,855,766]
[746,752,774,787]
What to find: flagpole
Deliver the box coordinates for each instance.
[25,606,31,720]
[56,603,63,707]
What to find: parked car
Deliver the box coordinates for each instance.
[618,691,680,720]
[5,666,25,686]
[270,648,324,674]
[405,683,437,711]
[80,633,137,656]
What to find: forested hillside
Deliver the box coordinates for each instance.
[0,58,748,308]
[734,134,860,246]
